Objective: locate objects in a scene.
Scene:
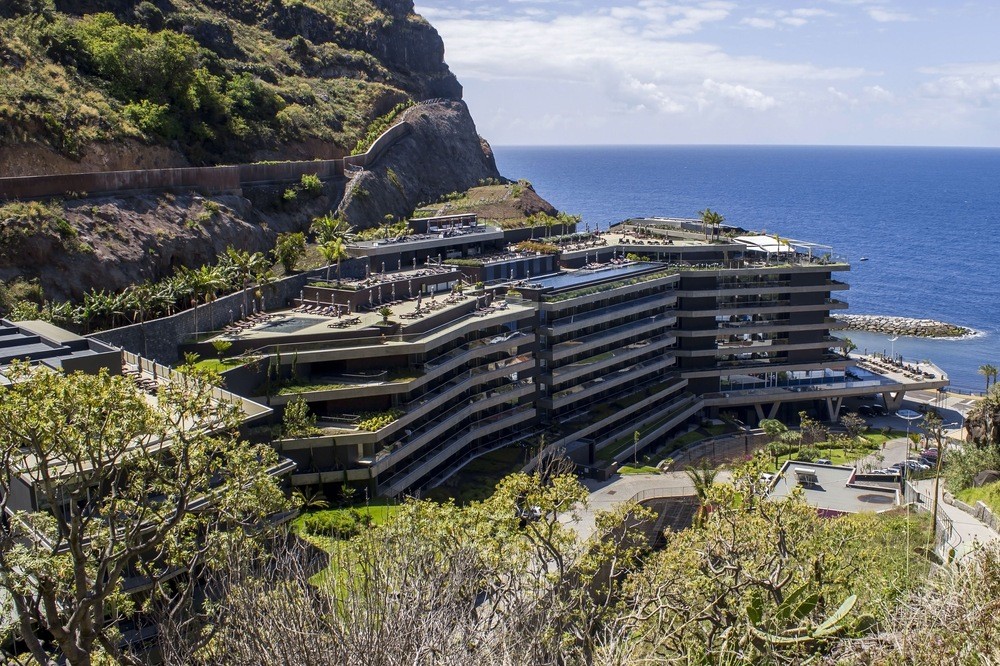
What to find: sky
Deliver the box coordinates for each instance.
[412,1,1000,147]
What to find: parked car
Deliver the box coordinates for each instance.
[905,459,931,470]
[859,404,888,417]
[921,448,939,460]
[815,458,832,465]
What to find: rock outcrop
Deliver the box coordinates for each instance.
[336,100,502,229]
[839,314,972,338]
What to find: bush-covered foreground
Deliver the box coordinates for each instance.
[154,456,950,666]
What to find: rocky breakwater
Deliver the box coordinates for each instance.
[839,314,972,338]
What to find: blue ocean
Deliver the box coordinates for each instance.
[493,145,1000,391]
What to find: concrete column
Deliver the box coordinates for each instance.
[754,402,782,421]
[825,397,844,421]
[882,390,906,411]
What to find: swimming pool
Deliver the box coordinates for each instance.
[253,316,322,335]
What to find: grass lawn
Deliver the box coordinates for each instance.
[956,481,1000,514]
[293,498,402,586]
[292,497,400,536]
[191,356,251,373]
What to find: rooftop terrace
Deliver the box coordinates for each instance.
[767,461,898,515]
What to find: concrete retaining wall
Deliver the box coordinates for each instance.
[0,119,410,200]
[944,491,1000,535]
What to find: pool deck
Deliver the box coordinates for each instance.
[208,290,504,343]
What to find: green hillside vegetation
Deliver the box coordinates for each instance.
[0,0,433,164]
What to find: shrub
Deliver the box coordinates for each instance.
[133,1,164,31]
[300,173,322,195]
[796,446,821,462]
[211,339,233,357]
[357,408,404,432]
[300,509,372,538]
[352,101,412,154]
[274,232,306,272]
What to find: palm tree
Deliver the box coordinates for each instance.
[979,364,997,392]
[699,208,725,242]
[685,461,719,528]
[319,238,350,283]
[544,215,556,239]
[378,305,393,325]
[311,213,354,245]
[221,247,269,315]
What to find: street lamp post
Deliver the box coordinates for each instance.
[930,421,957,541]
[896,409,922,452]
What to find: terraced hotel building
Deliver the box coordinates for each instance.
[198,215,946,497]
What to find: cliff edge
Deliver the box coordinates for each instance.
[337,100,502,229]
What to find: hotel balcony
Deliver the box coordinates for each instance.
[378,405,537,496]
[549,334,676,388]
[543,355,677,412]
[547,314,676,363]
[675,279,849,297]
[553,380,691,447]
[542,293,677,336]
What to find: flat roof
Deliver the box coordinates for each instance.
[15,319,87,345]
[767,461,898,514]
[527,261,666,291]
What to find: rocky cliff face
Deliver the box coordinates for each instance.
[0,183,344,301]
[337,100,502,229]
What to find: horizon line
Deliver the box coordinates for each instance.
[491,142,1000,150]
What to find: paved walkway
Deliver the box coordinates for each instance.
[912,478,998,560]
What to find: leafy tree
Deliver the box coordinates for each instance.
[282,397,318,438]
[161,467,653,665]
[0,361,289,666]
[378,305,393,325]
[273,232,306,273]
[799,410,829,446]
[840,411,868,442]
[759,418,788,442]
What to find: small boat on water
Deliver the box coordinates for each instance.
[859,257,869,261]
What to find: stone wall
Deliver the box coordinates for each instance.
[0,119,410,201]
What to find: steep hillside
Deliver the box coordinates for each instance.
[0,0,560,309]
[0,0,460,174]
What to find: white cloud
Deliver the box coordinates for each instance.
[863,85,894,101]
[791,8,834,18]
[741,6,834,30]
[917,63,1000,105]
[702,79,777,110]
[742,17,776,28]
[866,7,914,23]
